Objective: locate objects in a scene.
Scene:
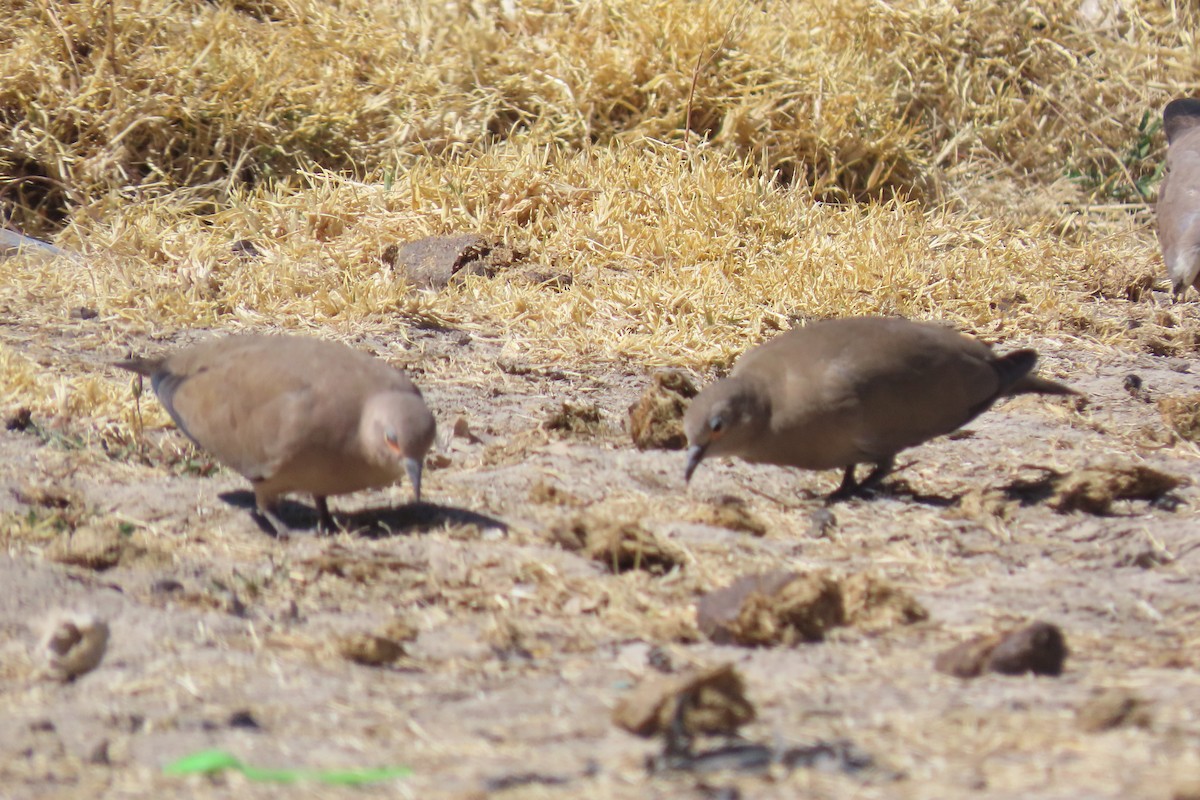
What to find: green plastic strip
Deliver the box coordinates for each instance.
[163,749,412,785]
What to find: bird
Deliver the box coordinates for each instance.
[1157,97,1200,299]
[116,334,436,534]
[683,317,1076,500]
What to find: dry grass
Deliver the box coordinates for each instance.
[0,0,1197,458]
[4,4,1200,795]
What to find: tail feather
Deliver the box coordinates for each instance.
[992,349,1038,392]
[1012,373,1078,396]
[994,349,1078,397]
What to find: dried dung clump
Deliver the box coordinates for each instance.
[1159,395,1200,443]
[1076,688,1153,732]
[684,495,767,537]
[336,633,405,667]
[302,546,418,583]
[1049,462,1182,513]
[45,522,132,571]
[697,571,844,646]
[543,402,606,437]
[336,619,415,667]
[697,570,925,646]
[841,573,930,631]
[935,621,1068,678]
[384,234,523,289]
[38,611,109,682]
[995,462,1183,514]
[552,516,683,574]
[612,663,755,738]
[628,370,699,451]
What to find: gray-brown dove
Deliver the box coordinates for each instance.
[683,317,1075,500]
[1158,97,1200,299]
[117,334,436,533]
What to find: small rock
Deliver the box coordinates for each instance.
[85,739,110,765]
[1123,374,1149,402]
[808,508,836,538]
[5,407,33,432]
[986,621,1068,676]
[231,239,263,259]
[935,621,1068,679]
[227,709,261,730]
[647,645,674,673]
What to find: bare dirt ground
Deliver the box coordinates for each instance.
[4,318,1200,799]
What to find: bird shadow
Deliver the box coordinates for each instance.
[872,480,961,508]
[218,491,508,538]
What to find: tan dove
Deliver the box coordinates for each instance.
[683,317,1076,500]
[117,334,436,533]
[1158,97,1200,299]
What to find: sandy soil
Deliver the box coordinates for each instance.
[4,319,1200,799]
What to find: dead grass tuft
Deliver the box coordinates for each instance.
[1159,394,1200,443]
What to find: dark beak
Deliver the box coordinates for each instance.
[404,456,424,503]
[684,444,707,483]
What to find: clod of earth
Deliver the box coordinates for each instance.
[696,570,926,646]
[628,370,699,450]
[612,663,755,738]
[935,621,1068,678]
